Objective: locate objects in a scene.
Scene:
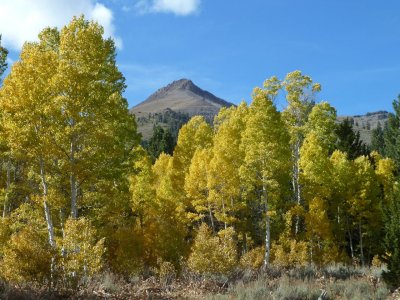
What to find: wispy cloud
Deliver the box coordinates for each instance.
[0,0,122,50]
[133,0,201,16]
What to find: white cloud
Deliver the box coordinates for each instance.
[134,0,201,16]
[0,0,122,50]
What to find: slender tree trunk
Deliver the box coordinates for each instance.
[70,135,78,219]
[40,158,56,288]
[222,201,227,229]
[2,160,11,218]
[359,222,364,267]
[262,183,270,268]
[293,141,302,235]
[208,202,215,233]
[70,173,77,218]
[40,158,55,248]
[348,229,354,259]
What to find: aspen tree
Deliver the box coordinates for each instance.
[53,16,138,219]
[240,78,290,267]
[282,71,320,234]
[208,103,247,230]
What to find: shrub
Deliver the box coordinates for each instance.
[240,246,264,270]
[60,217,105,288]
[1,226,52,284]
[188,223,237,276]
[158,260,177,287]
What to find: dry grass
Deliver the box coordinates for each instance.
[0,265,393,299]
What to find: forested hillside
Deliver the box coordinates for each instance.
[0,17,399,299]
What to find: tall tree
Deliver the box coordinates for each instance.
[172,116,213,212]
[0,38,60,281]
[335,118,369,160]
[371,122,386,155]
[282,70,320,234]
[384,96,400,174]
[382,186,400,288]
[146,125,175,161]
[52,16,139,219]
[208,103,247,230]
[0,35,8,82]
[240,78,291,268]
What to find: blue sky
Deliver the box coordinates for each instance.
[1,0,399,115]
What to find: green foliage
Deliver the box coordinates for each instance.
[384,96,400,174]
[382,186,400,288]
[371,122,386,155]
[0,35,7,81]
[335,118,369,160]
[145,125,175,161]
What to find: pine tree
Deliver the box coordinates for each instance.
[382,186,400,288]
[371,122,386,155]
[384,96,400,174]
[335,118,369,160]
[146,125,175,161]
[0,35,7,84]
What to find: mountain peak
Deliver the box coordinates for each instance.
[131,79,234,122]
[138,79,232,108]
[168,78,195,90]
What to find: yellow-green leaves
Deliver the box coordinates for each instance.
[188,223,237,275]
[61,217,105,286]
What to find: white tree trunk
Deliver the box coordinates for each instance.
[262,183,270,268]
[70,136,78,219]
[293,141,302,235]
[348,229,354,259]
[208,201,215,233]
[40,158,55,248]
[2,160,11,218]
[359,222,364,267]
[70,173,78,218]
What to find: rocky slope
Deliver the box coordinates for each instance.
[130,79,389,143]
[130,79,234,139]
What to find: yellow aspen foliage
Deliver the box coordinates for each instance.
[109,226,145,275]
[208,103,247,228]
[188,223,237,275]
[172,116,213,197]
[350,156,381,221]
[372,151,396,204]
[305,197,339,265]
[61,217,105,286]
[0,217,11,256]
[305,102,337,151]
[240,246,265,270]
[272,239,309,268]
[142,153,188,267]
[240,80,291,267]
[272,206,308,267]
[130,146,156,227]
[2,226,52,284]
[300,132,333,200]
[185,148,213,224]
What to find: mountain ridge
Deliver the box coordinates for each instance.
[130,79,234,140]
[130,79,389,143]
